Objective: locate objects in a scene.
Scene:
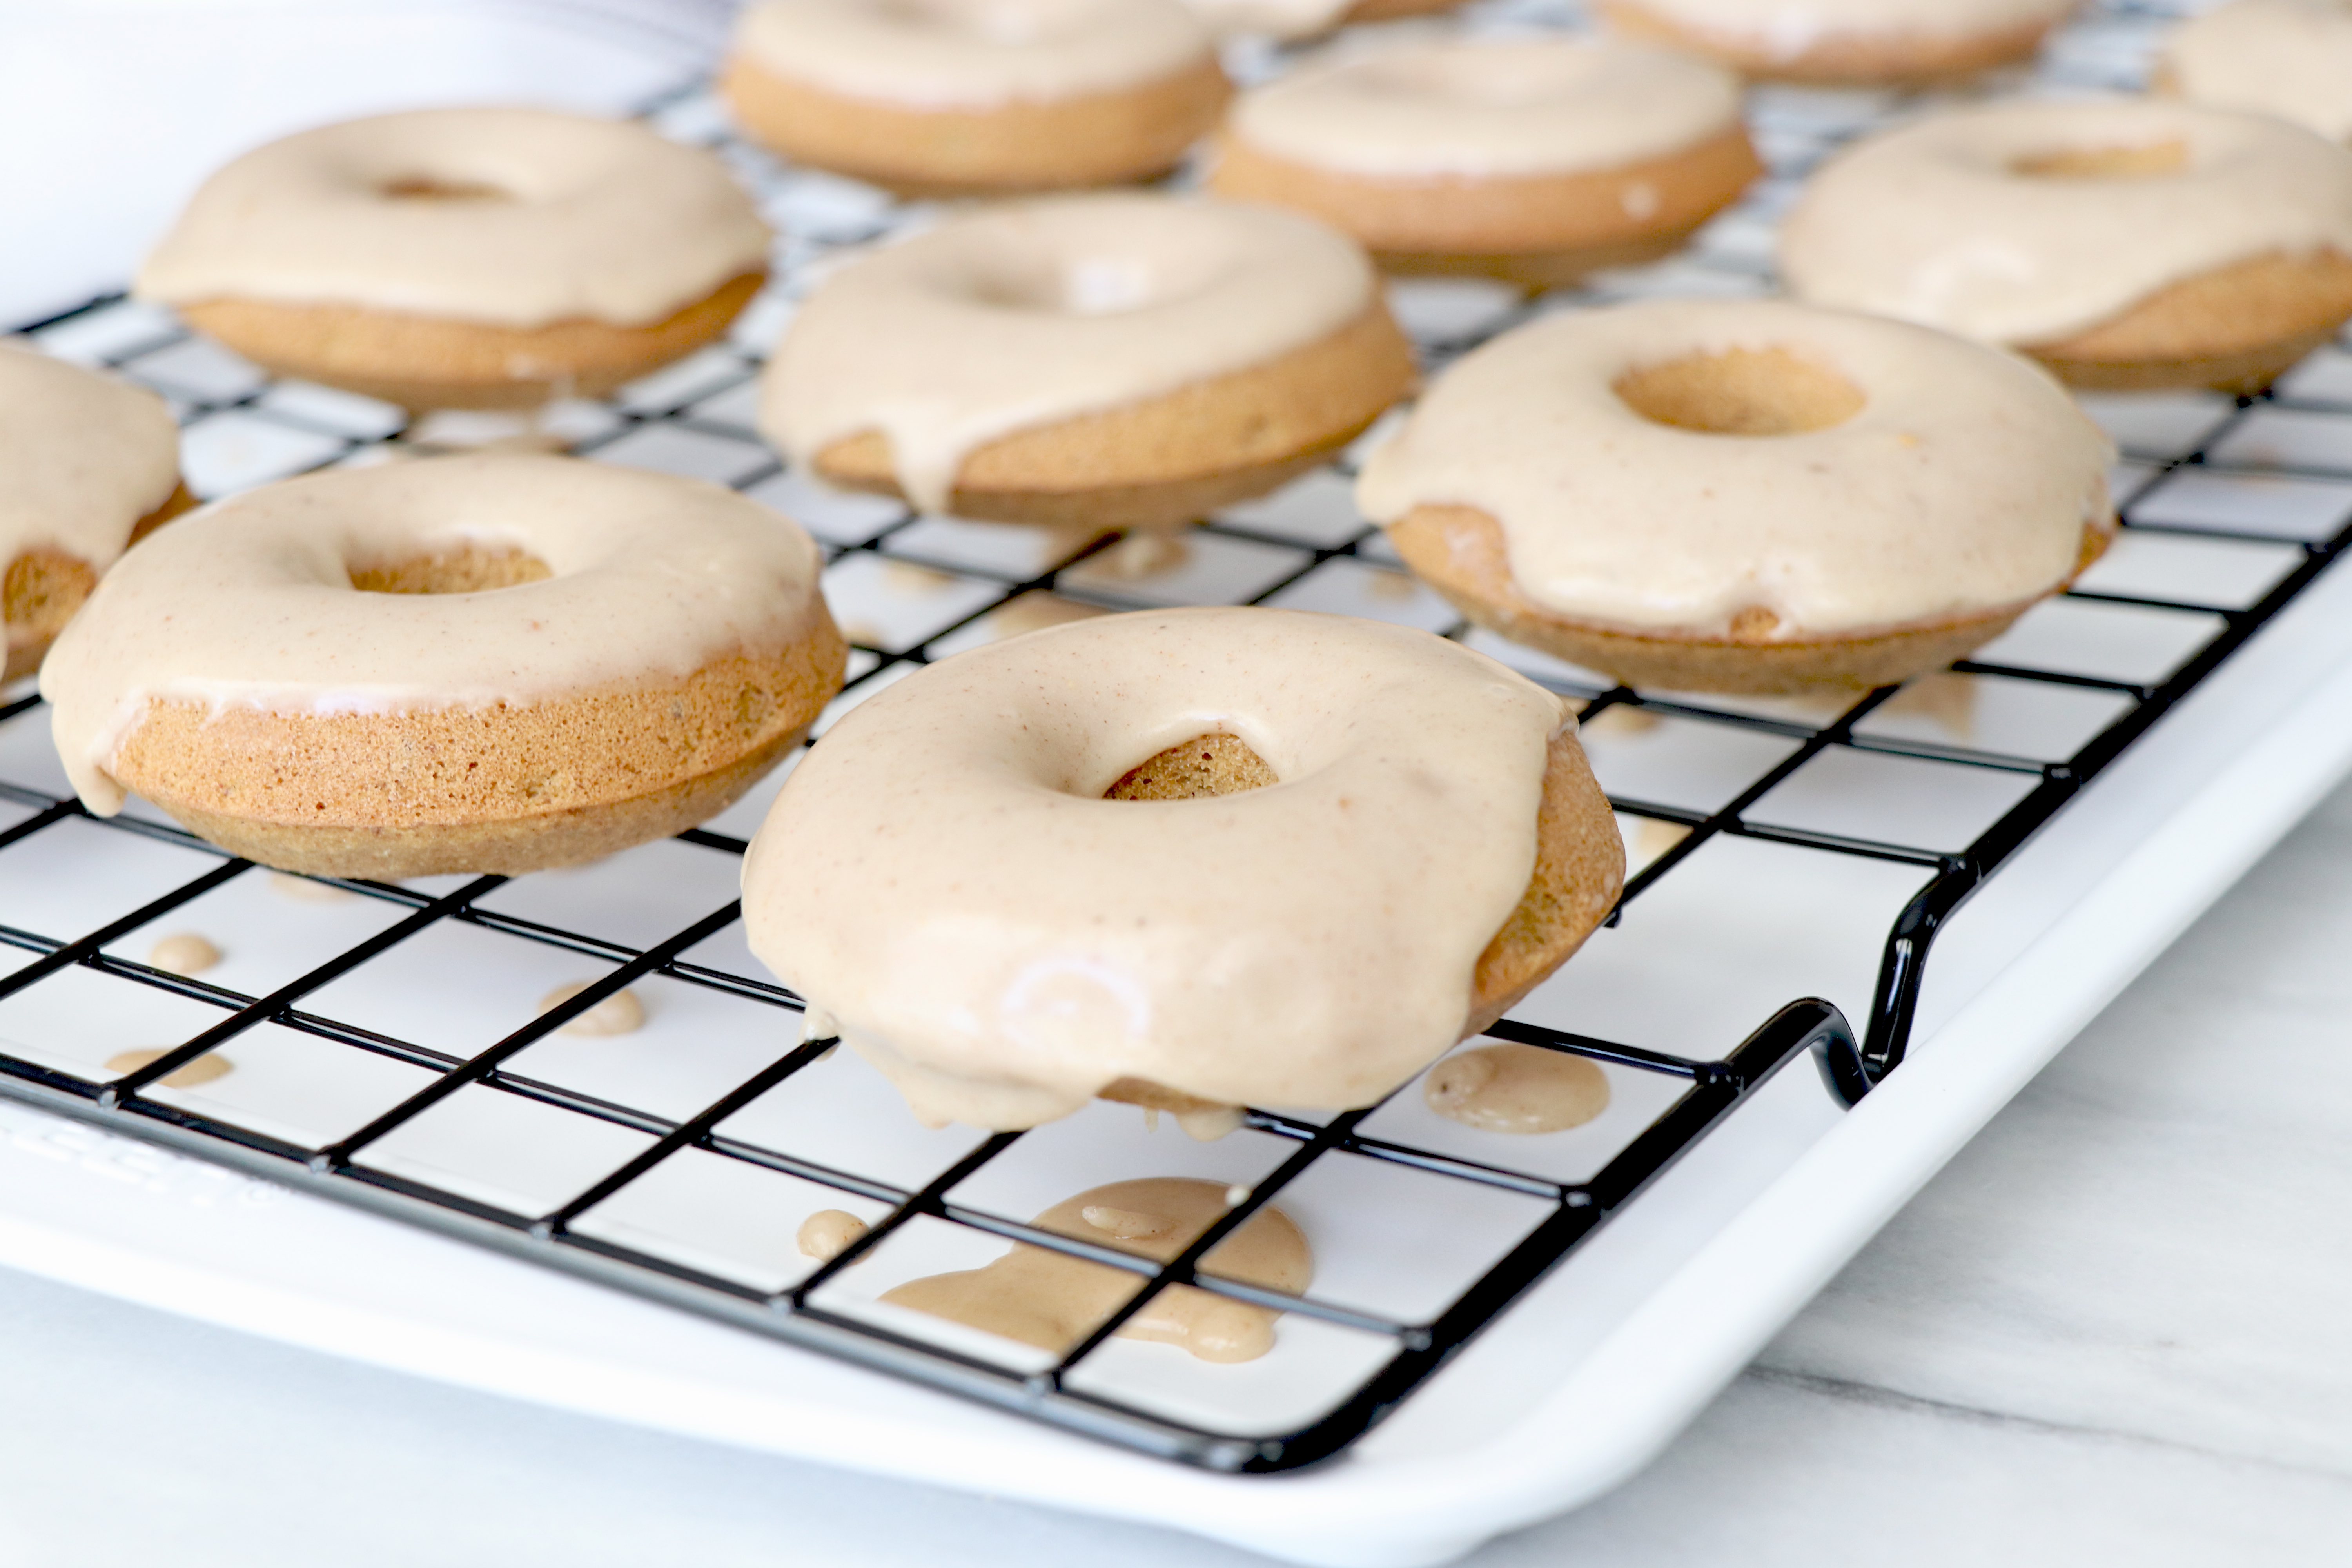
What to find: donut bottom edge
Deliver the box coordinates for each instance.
[106,640,845,878]
[4,479,198,685]
[2024,251,2352,395]
[719,55,1230,196]
[813,302,1415,527]
[150,729,802,879]
[1208,127,1762,292]
[172,272,765,411]
[1600,0,2055,85]
[1389,502,2112,697]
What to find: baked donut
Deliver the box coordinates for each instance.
[1602,0,2076,83]
[759,193,1414,528]
[1357,299,2115,695]
[3,348,193,684]
[41,454,845,878]
[1179,0,1466,42]
[1208,37,1761,290]
[1781,99,2352,393]
[742,607,1622,1131]
[2157,0,2352,145]
[722,0,1229,195]
[136,108,772,410]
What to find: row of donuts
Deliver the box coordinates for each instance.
[20,20,2352,695]
[724,0,2352,156]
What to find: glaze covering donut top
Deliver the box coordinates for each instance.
[1356,299,2113,635]
[0,347,179,587]
[1780,100,2352,345]
[741,608,1566,1131]
[1225,37,1743,178]
[735,0,1214,107]
[2162,0,2352,143]
[759,194,1376,512]
[136,108,771,328]
[1621,0,2072,54]
[42,454,832,816]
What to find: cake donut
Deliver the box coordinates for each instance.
[1781,100,2352,393]
[1357,299,2115,695]
[1208,37,1761,290]
[1602,0,2076,83]
[136,108,772,410]
[2157,0,2352,145]
[3,348,192,684]
[42,454,845,878]
[742,607,1623,1131]
[722,0,1229,195]
[759,194,1414,528]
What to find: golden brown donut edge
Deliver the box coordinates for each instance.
[1387,503,2116,696]
[174,271,766,411]
[812,301,1417,528]
[720,54,1232,196]
[109,629,848,880]
[1209,124,1764,291]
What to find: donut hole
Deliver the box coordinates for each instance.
[2009,140,2189,179]
[379,175,517,203]
[1103,732,1278,800]
[348,545,553,595]
[1613,348,1865,437]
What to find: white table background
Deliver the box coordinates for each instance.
[6,3,2350,1561]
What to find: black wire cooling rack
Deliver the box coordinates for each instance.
[8,0,2352,1472]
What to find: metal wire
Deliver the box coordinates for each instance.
[2,0,2342,1470]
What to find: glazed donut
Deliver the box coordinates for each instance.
[1781,99,2352,393]
[3,349,192,684]
[1602,0,2075,83]
[136,109,772,410]
[1180,0,1466,42]
[742,607,1621,1131]
[722,0,1229,195]
[759,193,1414,528]
[2157,0,2352,145]
[1209,37,1761,290]
[1357,299,2115,695]
[42,454,845,878]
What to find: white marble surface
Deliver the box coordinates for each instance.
[8,773,2352,1565]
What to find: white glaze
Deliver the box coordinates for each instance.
[1780,98,2352,344]
[1621,0,2074,54]
[758,194,1374,513]
[1226,36,1744,178]
[41,454,831,815]
[0,346,179,577]
[1355,299,2113,635]
[740,606,1567,1130]
[136,108,772,330]
[2163,0,2352,144]
[733,0,1215,109]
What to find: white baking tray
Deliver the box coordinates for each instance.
[10,0,2352,1556]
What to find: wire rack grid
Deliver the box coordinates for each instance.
[9,0,2352,1473]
